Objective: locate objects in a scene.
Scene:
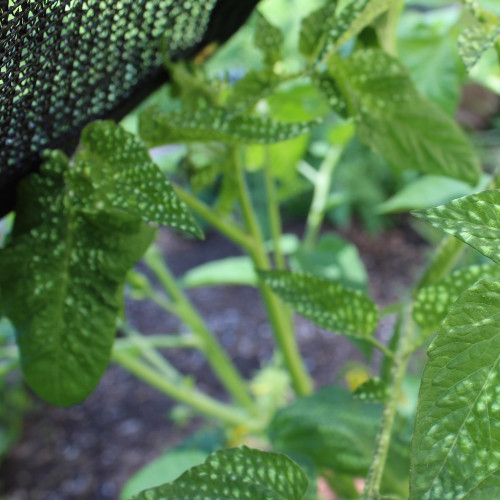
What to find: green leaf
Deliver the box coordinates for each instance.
[412,190,500,265]
[269,386,382,475]
[377,174,490,214]
[311,71,349,118]
[254,12,284,66]
[290,233,368,291]
[181,256,257,288]
[269,385,411,497]
[353,377,388,403]
[0,152,155,406]
[121,449,207,500]
[399,14,465,114]
[139,106,317,146]
[331,49,481,185]
[226,69,277,112]
[413,264,500,333]
[259,270,378,338]
[410,278,500,499]
[132,446,309,500]
[299,3,337,58]
[76,121,202,238]
[319,0,396,59]
[459,23,500,72]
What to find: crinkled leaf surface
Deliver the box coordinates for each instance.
[132,446,309,500]
[410,278,500,499]
[318,0,396,60]
[0,152,155,405]
[254,12,284,66]
[76,121,202,238]
[459,23,500,72]
[331,49,480,184]
[299,2,337,58]
[139,106,317,146]
[259,270,378,338]
[413,190,500,265]
[414,264,500,333]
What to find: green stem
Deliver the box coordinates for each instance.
[361,307,413,499]
[303,145,343,250]
[264,148,286,270]
[112,349,257,429]
[234,149,313,396]
[144,246,255,412]
[121,324,184,381]
[174,185,253,252]
[114,334,201,352]
[368,337,395,360]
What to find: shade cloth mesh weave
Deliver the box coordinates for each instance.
[0,0,257,212]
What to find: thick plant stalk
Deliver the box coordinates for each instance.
[360,307,413,499]
[112,349,257,429]
[234,150,313,396]
[144,246,256,412]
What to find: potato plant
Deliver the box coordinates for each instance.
[1,0,500,499]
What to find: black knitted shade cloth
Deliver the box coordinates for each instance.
[0,0,258,214]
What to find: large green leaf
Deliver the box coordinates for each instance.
[139,106,317,147]
[269,385,411,497]
[414,264,500,333]
[76,121,202,238]
[0,152,155,405]
[413,190,500,265]
[259,270,378,338]
[330,49,481,185]
[132,446,309,500]
[410,278,500,499]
